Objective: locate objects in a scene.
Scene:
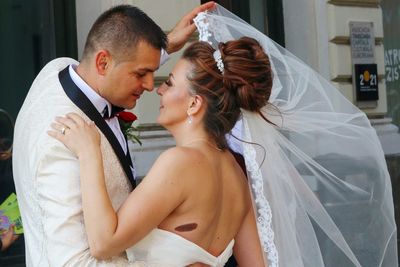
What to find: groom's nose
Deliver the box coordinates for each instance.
[142,72,155,92]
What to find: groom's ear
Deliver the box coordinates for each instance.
[95,50,110,75]
[187,95,204,115]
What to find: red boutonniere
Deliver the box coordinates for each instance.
[117,111,142,145]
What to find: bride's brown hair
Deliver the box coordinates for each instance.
[182,37,273,149]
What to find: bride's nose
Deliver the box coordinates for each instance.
[156,83,166,95]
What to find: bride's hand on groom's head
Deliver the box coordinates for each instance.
[47,112,100,158]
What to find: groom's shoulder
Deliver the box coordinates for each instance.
[33,57,79,85]
[42,57,78,72]
[20,57,77,96]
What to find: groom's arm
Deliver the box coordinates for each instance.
[36,142,131,266]
[159,2,215,65]
[166,1,215,54]
[159,3,216,71]
[35,143,84,265]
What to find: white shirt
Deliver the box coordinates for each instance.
[227,118,243,155]
[160,49,170,65]
[68,65,128,154]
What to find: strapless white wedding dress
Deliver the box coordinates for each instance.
[126,228,234,267]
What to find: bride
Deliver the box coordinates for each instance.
[49,4,397,267]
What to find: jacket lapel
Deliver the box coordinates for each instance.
[58,66,136,189]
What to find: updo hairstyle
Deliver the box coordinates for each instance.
[182,37,273,149]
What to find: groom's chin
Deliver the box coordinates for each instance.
[125,101,137,110]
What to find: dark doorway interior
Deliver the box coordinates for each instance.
[0,0,77,120]
[0,1,77,266]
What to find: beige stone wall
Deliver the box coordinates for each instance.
[327,0,387,116]
[283,0,386,116]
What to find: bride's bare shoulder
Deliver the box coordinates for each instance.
[150,146,206,173]
[166,146,207,157]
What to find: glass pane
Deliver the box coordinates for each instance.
[382,0,400,127]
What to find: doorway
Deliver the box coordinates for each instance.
[0,1,77,265]
[201,0,285,46]
[0,0,77,120]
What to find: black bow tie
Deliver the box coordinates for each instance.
[102,105,125,119]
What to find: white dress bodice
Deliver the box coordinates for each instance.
[126,228,234,267]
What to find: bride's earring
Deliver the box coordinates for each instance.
[187,112,193,124]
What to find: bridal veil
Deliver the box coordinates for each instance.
[194,4,397,267]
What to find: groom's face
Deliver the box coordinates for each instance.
[101,41,161,109]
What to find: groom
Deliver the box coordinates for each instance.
[12,3,214,266]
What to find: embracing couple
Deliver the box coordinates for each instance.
[13,3,262,266]
[12,3,398,267]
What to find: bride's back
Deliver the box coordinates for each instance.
[152,37,271,259]
[158,144,250,257]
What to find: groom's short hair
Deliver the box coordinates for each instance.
[81,5,167,62]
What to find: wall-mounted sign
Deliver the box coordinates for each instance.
[350,22,375,64]
[349,21,378,106]
[354,64,379,101]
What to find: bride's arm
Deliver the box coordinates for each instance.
[234,198,267,266]
[48,113,187,259]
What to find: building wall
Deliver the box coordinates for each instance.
[283,0,387,116]
[328,1,387,115]
[284,1,400,254]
